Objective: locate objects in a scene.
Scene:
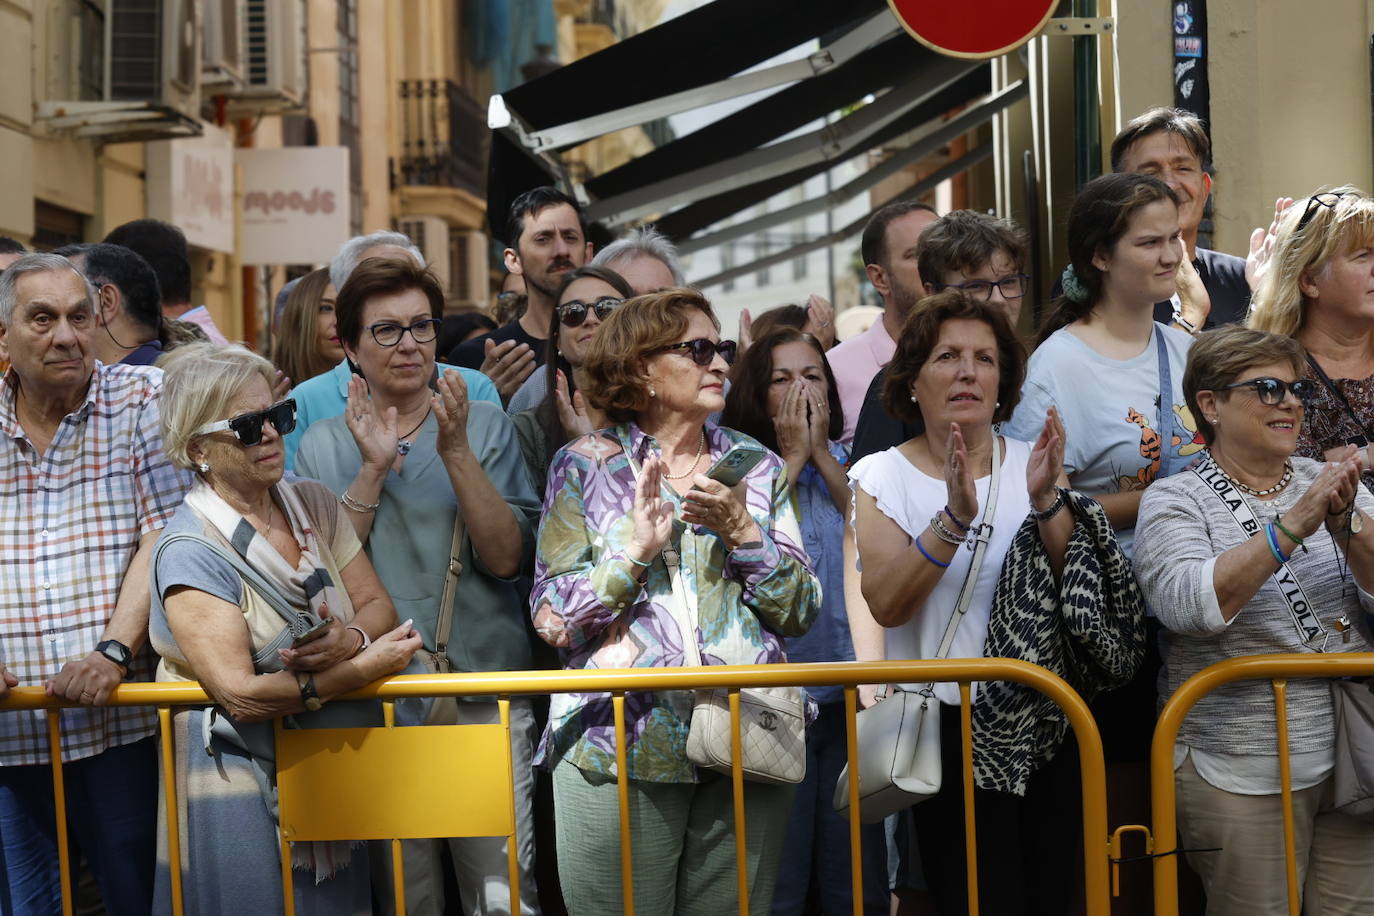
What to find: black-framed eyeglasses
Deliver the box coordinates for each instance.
[558,297,623,328]
[935,273,1030,301]
[654,338,738,367]
[1218,377,1317,406]
[367,318,441,347]
[1295,191,1358,234]
[194,399,297,446]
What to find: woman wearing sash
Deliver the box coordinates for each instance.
[1134,325,1374,915]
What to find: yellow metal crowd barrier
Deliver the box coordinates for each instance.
[0,658,1112,916]
[1150,653,1374,916]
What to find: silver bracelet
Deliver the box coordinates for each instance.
[1171,310,1200,336]
[928,513,965,545]
[346,625,371,657]
[339,491,380,513]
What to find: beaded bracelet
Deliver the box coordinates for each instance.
[914,533,950,569]
[1264,523,1289,565]
[942,506,970,533]
[929,513,965,545]
[339,491,380,513]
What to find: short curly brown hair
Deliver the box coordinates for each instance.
[882,289,1026,427]
[579,287,720,423]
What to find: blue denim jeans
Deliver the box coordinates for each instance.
[0,736,157,916]
[771,701,889,915]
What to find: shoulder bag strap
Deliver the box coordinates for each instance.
[1306,353,1374,442]
[1190,456,1327,650]
[153,531,309,630]
[433,508,467,663]
[931,434,1003,661]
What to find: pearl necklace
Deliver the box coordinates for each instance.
[1209,452,1295,497]
[662,432,707,480]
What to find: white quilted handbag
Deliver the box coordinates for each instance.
[663,545,807,786]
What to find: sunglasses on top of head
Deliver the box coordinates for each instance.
[195,399,297,446]
[653,338,738,367]
[558,297,623,328]
[1217,377,1317,406]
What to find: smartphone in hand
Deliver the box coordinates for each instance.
[291,617,332,648]
[703,443,767,488]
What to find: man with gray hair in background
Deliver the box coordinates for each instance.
[0,253,190,913]
[280,230,501,469]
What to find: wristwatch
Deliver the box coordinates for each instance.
[95,639,133,672]
[297,673,322,712]
[1351,509,1365,535]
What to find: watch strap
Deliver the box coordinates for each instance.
[96,639,132,670]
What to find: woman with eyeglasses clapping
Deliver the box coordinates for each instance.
[531,288,820,915]
[509,265,634,496]
[1134,325,1374,913]
[1248,187,1374,493]
[294,259,543,915]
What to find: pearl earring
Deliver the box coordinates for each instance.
[649,386,657,398]
[910,394,917,403]
[996,401,1002,409]
[197,462,210,473]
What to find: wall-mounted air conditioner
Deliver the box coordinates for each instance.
[202,0,245,90]
[223,0,307,112]
[399,217,452,297]
[106,0,202,119]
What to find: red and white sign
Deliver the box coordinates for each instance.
[146,125,235,254]
[235,147,350,266]
[886,0,1058,59]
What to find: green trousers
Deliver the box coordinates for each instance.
[551,760,796,915]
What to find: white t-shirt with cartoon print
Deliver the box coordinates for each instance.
[1003,322,1198,557]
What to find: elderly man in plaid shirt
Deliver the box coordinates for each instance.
[0,253,190,915]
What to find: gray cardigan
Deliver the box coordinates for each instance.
[1134,457,1374,756]
[296,401,540,673]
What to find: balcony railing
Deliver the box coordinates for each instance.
[394,79,487,198]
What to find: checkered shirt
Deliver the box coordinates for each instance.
[0,363,191,765]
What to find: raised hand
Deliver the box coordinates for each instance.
[628,456,674,563]
[772,381,811,465]
[1026,406,1066,511]
[1282,446,1360,539]
[554,370,595,438]
[944,422,979,529]
[432,370,472,460]
[804,294,836,350]
[345,375,399,471]
[805,383,832,458]
[1246,197,1296,293]
[1175,253,1211,330]
[738,309,754,354]
[479,338,537,404]
[271,370,292,402]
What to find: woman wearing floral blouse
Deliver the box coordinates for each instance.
[530,288,820,915]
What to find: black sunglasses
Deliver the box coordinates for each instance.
[195,399,297,446]
[558,297,623,328]
[655,338,738,367]
[1295,191,1357,234]
[368,318,441,347]
[1219,377,1317,406]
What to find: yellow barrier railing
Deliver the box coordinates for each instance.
[1,658,1112,916]
[1150,653,1374,916]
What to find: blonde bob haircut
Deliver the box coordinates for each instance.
[159,342,278,470]
[1249,185,1374,338]
[578,287,720,423]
